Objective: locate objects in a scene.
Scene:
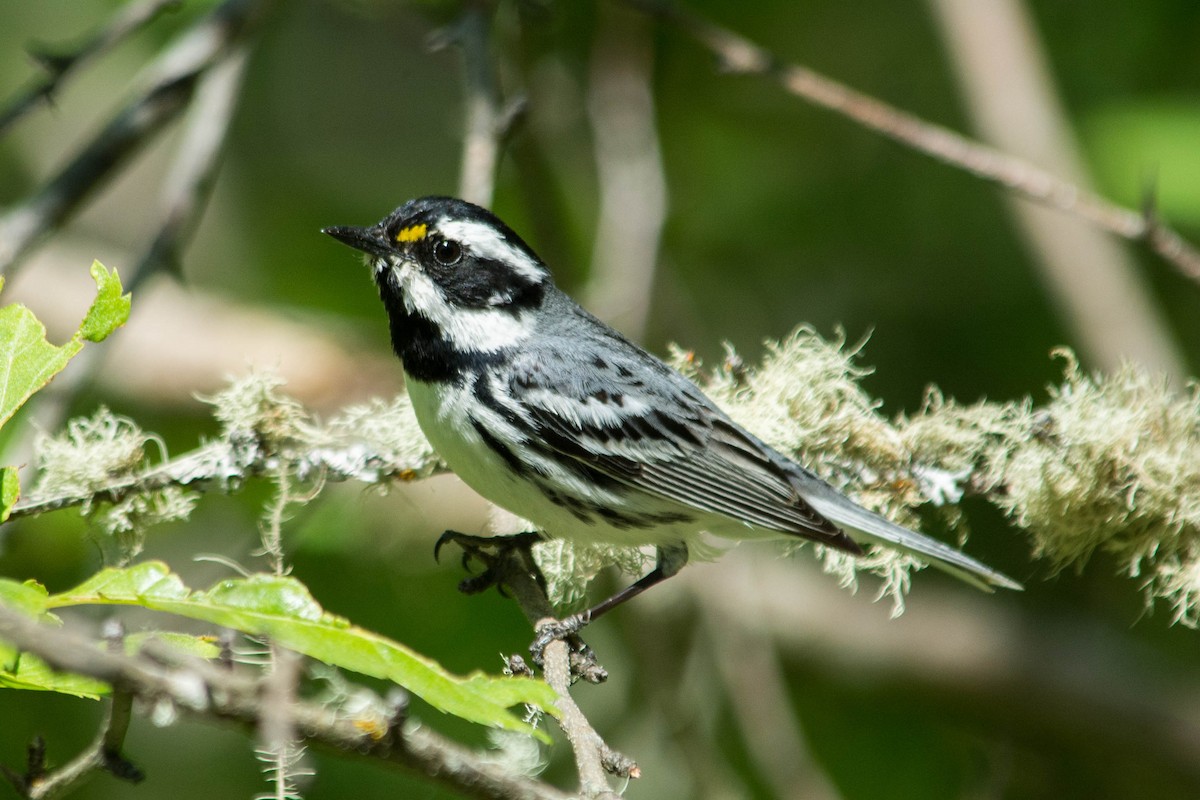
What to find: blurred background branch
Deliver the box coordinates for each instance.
[0,0,182,137]
[621,0,1200,292]
[0,0,270,278]
[0,605,571,800]
[927,0,1185,378]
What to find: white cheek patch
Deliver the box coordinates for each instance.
[437,218,545,283]
[392,261,535,351]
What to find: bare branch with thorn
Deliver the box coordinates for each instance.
[0,0,182,136]
[0,0,270,278]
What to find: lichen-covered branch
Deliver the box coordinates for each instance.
[8,331,1199,619]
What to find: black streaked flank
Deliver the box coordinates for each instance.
[471,419,528,478]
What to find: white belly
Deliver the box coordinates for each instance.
[404,375,708,548]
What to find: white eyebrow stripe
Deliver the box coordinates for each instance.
[437,218,545,283]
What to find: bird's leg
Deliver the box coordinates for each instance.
[437,530,610,682]
[434,530,546,595]
[530,543,688,664]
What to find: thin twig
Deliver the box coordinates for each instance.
[620,0,1200,286]
[2,45,252,473]
[927,0,1184,378]
[257,645,309,799]
[2,623,144,799]
[442,0,526,207]
[434,538,637,791]
[0,606,571,800]
[540,638,622,800]
[136,44,250,283]
[582,5,667,339]
[0,0,270,277]
[0,0,182,136]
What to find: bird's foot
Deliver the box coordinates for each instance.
[436,531,608,683]
[434,530,544,595]
[529,614,607,684]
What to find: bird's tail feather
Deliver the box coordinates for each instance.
[803,489,1022,592]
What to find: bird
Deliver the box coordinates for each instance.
[323,196,1020,638]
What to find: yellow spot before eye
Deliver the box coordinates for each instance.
[396,224,427,243]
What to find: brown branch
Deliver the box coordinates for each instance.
[438,538,638,795]
[135,44,250,285]
[620,0,1200,286]
[540,638,622,800]
[582,5,667,340]
[0,0,271,277]
[2,622,143,799]
[0,606,571,800]
[0,0,182,136]
[438,0,526,208]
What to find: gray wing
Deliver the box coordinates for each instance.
[508,302,1021,592]
[506,331,863,554]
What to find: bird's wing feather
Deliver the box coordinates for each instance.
[507,341,862,553]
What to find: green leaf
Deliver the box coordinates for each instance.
[0,466,19,522]
[0,578,54,620]
[78,261,132,343]
[0,260,131,429]
[51,562,558,737]
[124,631,223,661]
[0,301,84,428]
[0,579,96,696]
[0,640,108,699]
[1,575,234,699]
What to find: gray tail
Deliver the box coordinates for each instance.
[803,487,1022,592]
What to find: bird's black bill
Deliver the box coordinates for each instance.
[322,224,391,257]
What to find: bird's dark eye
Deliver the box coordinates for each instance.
[432,238,463,266]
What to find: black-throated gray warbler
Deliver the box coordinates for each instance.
[324,197,1020,629]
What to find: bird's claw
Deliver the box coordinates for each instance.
[434,530,544,595]
[529,616,607,683]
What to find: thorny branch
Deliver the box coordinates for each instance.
[136,44,250,284]
[4,43,253,472]
[620,0,1200,285]
[0,606,572,800]
[0,0,182,136]
[0,0,271,277]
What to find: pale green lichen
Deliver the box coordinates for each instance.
[983,352,1200,620]
[681,330,1198,622]
[326,395,440,482]
[480,728,547,778]
[32,408,195,559]
[672,328,922,610]
[33,408,150,497]
[204,371,309,447]
[532,539,649,611]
